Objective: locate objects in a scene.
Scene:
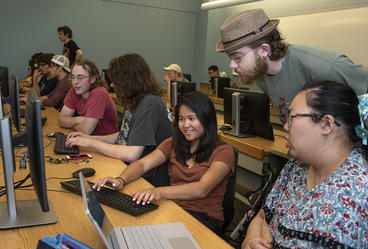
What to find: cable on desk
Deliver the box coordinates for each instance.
[0,173,31,197]
[44,135,54,150]
[16,188,73,194]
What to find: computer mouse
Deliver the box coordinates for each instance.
[47,131,63,138]
[72,167,96,178]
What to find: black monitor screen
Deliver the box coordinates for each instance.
[223,87,274,141]
[9,76,21,133]
[0,66,9,99]
[170,81,196,108]
[182,73,191,81]
[25,88,49,211]
[210,77,230,98]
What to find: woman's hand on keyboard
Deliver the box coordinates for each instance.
[93,177,124,191]
[132,188,162,205]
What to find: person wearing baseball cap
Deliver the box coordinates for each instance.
[40,55,72,109]
[163,64,188,105]
[217,8,368,123]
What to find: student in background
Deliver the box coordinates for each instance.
[242,81,368,249]
[58,59,118,135]
[41,55,72,109]
[65,54,171,172]
[19,52,43,89]
[163,64,188,105]
[94,91,234,235]
[208,65,220,78]
[28,53,58,97]
[57,26,83,66]
[216,9,368,123]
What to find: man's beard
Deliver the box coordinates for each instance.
[238,55,268,85]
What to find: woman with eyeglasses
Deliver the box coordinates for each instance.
[58,58,118,135]
[242,81,368,249]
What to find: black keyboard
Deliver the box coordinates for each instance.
[60,180,158,216]
[54,132,79,154]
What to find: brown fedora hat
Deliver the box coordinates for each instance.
[216,9,279,53]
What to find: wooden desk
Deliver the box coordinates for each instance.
[0,108,232,249]
[216,113,288,198]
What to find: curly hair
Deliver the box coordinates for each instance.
[71,59,106,92]
[107,53,161,110]
[249,28,289,61]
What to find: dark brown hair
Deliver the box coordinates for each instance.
[107,53,161,110]
[57,26,73,39]
[71,59,106,92]
[38,53,54,65]
[249,28,289,61]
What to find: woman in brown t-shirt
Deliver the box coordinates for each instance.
[94,91,235,234]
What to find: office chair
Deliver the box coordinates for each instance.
[151,161,170,187]
[230,162,275,241]
[221,145,238,233]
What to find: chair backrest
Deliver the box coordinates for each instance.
[222,145,238,232]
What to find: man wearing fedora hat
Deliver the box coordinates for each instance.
[163,64,188,105]
[217,9,368,123]
[41,55,72,109]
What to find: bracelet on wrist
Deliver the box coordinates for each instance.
[115,176,126,185]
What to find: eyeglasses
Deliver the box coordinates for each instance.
[229,48,255,64]
[69,75,90,81]
[286,112,341,127]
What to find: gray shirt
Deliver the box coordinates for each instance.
[257,44,368,123]
[116,94,172,158]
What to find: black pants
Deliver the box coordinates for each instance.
[186,209,222,236]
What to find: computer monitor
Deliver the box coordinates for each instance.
[210,77,230,98]
[223,87,274,141]
[0,88,57,229]
[8,76,26,147]
[170,81,196,108]
[0,66,9,99]
[182,73,191,81]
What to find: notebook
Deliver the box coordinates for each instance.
[79,173,201,249]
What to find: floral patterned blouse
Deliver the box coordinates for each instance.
[264,147,368,249]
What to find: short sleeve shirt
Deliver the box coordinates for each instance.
[264,148,368,248]
[63,40,80,66]
[257,44,368,123]
[63,86,118,135]
[158,137,235,222]
[38,75,58,96]
[115,94,172,158]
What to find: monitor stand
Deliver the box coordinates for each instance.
[0,116,57,229]
[223,92,255,138]
[224,129,254,138]
[0,200,57,229]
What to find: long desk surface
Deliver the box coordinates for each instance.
[216,114,288,161]
[0,108,233,249]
